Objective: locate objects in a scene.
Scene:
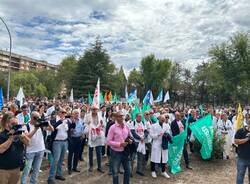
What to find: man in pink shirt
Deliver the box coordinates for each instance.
[107,110,133,184]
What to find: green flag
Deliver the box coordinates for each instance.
[113,92,118,103]
[168,116,189,174]
[146,103,151,111]
[190,114,214,159]
[88,92,92,105]
[100,92,104,105]
[141,103,147,121]
[168,131,186,174]
[131,104,140,121]
[199,104,204,115]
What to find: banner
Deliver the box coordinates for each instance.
[69,88,74,103]
[235,103,243,130]
[168,131,186,174]
[92,78,100,108]
[154,89,163,103]
[168,116,189,174]
[88,92,92,105]
[190,114,214,159]
[163,91,170,102]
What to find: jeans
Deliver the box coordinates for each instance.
[236,158,250,184]
[89,146,102,169]
[110,149,130,184]
[48,140,68,180]
[21,150,44,184]
[68,137,81,170]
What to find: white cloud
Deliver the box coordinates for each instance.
[0,0,249,71]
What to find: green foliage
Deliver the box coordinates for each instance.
[192,129,225,160]
[71,37,116,97]
[140,54,172,94]
[57,55,77,90]
[197,32,250,105]
[127,54,172,100]
[127,68,143,99]
[8,70,59,98]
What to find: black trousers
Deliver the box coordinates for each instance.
[79,137,86,160]
[68,137,81,170]
[150,154,165,172]
[183,143,189,166]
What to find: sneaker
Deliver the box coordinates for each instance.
[161,172,170,179]
[151,171,157,178]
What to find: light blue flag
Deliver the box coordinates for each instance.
[143,90,151,104]
[127,89,137,103]
[0,87,4,110]
[154,90,163,103]
[143,90,154,105]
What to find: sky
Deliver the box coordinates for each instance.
[0,0,249,75]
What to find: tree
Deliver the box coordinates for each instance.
[112,66,127,98]
[57,55,78,90]
[33,70,59,98]
[168,63,182,103]
[127,68,143,100]
[10,71,49,97]
[140,54,172,95]
[71,37,116,97]
[209,32,250,104]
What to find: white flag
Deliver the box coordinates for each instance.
[125,85,128,99]
[16,87,25,107]
[69,88,74,103]
[45,106,55,117]
[163,91,170,102]
[92,78,100,108]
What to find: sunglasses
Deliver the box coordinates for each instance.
[61,111,67,114]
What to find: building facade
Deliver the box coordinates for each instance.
[0,50,58,71]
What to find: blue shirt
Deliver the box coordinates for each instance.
[72,119,84,137]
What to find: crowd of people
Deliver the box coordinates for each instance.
[0,97,250,184]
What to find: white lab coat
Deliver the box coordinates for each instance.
[16,112,30,124]
[84,113,105,147]
[150,122,171,163]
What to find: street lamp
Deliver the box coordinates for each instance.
[0,17,12,101]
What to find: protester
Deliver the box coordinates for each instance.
[150,115,171,179]
[47,108,71,184]
[68,109,85,174]
[21,111,54,184]
[234,116,250,184]
[171,112,192,169]
[143,111,152,164]
[105,111,116,175]
[130,112,146,176]
[107,110,133,184]
[0,113,30,184]
[16,104,31,125]
[85,105,105,173]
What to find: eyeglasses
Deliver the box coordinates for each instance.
[145,113,149,115]
[61,111,67,114]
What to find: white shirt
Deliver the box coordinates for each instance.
[55,119,69,140]
[25,124,45,153]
